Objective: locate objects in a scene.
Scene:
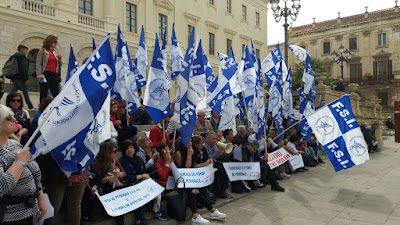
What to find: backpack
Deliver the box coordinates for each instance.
[2,56,19,79]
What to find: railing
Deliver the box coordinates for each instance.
[21,0,56,17]
[365,74,395,81]
[78,13,105,29]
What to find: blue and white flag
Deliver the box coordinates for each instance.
[288,44,316,102]
[112,24,140,112]
[161,26,171,89]
[282,67,297,125]
[217,52,228,69]
[179,28,197,145]
[65,44,78,83]
[133,25,147,89]
[202,48,218,93]
[237,45,257,105]
[318,95,323,109]
[143,34,171,122]
[297,88,314,142]
[207,49,236,114]
[254,58,265,140]
[270,62,284,140]
[190,40,207,111]
[218,96,238,135]
[92,37,96,51]
[234,94,245,121]
[170,23,184,81]
[30,34,116,173]
[307,95,369,172]
[250,39,258,73]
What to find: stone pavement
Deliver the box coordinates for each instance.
[58,137,399,225]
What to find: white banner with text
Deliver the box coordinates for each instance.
[222,162,261,181]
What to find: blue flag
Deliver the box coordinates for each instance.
[217,52,228,69]
[143,34,171,122]
[207,48,236,114]
[238,45,257,105]
[161,25,171,88]
[133,25,147,89]
[234,94,245,121]
[297,88,314,142]
[179,27,197,146]
[202,48,218,93]
[282,67,297,125]
[92,37,96,51]
[307,95,369,172]
[270,62,284,140]
[112,24,141,112]
[255,58,265,140]
[30,34,116,173]
[170,23,184,81]
[66,44,78,83]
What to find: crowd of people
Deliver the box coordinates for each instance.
[0,35,387,225]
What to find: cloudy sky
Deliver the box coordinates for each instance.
[267,0,397,45]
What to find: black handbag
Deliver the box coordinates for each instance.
[165,177,187,221]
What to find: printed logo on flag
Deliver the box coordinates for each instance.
[148,78,168,101]
[46,83,81,125]
[314,116,335,136]
[243,74,256,89]
[348,135,367,157]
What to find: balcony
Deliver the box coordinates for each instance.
[345,74,394,83]
[21,0,57,17]
[78,13,105,29]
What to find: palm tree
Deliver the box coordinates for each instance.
[292,58,337,89]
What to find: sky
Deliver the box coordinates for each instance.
[267,0,397,45]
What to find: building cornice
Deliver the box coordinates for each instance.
[153,0,174,12]
[205,20,219,33]
[183,12,201,25]
[224,28,237,39]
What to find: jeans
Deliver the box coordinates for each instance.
[40,70,59,101]
[11,80,33,109]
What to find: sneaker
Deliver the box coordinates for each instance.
[255,180,265,187]
[210,209,227,220]
[192,215,210,224]
[155,211,169,221]
[280,172,291,178]
[271,184,285,192]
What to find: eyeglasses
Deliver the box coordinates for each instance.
[11,99,22,103]
[5,115,15,121]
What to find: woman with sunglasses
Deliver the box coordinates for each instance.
[6,92,31,144]
[0,104,47,225]
[35,35,62,101]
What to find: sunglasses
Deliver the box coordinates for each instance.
[5,115,15,121]
[11,99,22,103]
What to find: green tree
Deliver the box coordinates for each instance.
[292,58,337,90]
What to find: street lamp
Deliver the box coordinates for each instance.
[270,0,301,66]
[331,45,352,79]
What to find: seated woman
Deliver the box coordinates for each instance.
[5,92,31,144]
[110,100,138,145]
[285,135,310,171]
[175,136,226,225]
[31,97,53,131]
[91,140,127,225]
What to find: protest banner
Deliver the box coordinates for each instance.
[267,148,291,169]
[96,179,164,217]
[288,154,305,171]
[222,162,260,182]
[170,162,215,188]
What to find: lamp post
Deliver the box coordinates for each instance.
[270,0,301,66]
[331,45,352,79]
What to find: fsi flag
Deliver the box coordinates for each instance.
[66,44,78,83]
[30,35,116,173]
[297,88,314,142]
[170,23,184,81]
[133,25,147,89]
[307,95,369,172]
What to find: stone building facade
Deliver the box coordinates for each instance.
[0,0,268,100]
[285,3,400,116]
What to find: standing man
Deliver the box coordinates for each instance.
[11,45,34,109]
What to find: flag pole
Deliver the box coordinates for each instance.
[162,118,165,140]
[272,94,348,142]
[172,125,177,148]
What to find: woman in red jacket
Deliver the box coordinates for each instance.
[155,144,173,188]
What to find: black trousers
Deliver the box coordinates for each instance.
[4,216,33,225]
[186,188,213,215]
[40,70,60,101]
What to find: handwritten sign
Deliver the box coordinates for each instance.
[222,162,260,181]
[170,162,215,188]
[267,148,291,169]
[96,179,164,217]
[288,154,305,171]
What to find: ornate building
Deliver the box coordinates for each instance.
[286,3,400,116]
[0,0,268,101]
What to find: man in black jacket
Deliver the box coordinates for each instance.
[11,45,34,109]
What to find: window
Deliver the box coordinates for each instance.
[227,39,232,54]
[349,37,357,50]
[126,3,136,33]
[226,0,232,13]
[209,0,214,5]
[378,92,388,106]
[242,5,247,20]
[256,49,260,59]
[378,33,386,46]
[323,42,330,54]
[350,64,362,82]
[373,59,393,80]
[79,0,92,15]
[188,25,194,43]
[255,12,260,26]
[158,14,167,39]
[209,33,215,55]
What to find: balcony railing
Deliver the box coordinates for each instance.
[21,0,56,17]
[345,74,394,83]
[78,13,105,29]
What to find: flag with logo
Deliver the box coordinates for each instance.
[202,48,218,93]
[143,34,171,122]
[218,96,238,135]
[30,34,116,173]
[217,52,228,70]
[161,26,171,89]
[237,45,257,105]
[171,23,184,81]
[112,24,141,112]
[282,67,297,125]
[297,88,314,142]
[254,58,266,139]
[307,95,369,172]
[66,44,78,83]
[133,25,147,89]
[270,62,284,140]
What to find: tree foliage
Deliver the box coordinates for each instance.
[292,58,337,90]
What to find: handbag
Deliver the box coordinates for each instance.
[164,177,187,221]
